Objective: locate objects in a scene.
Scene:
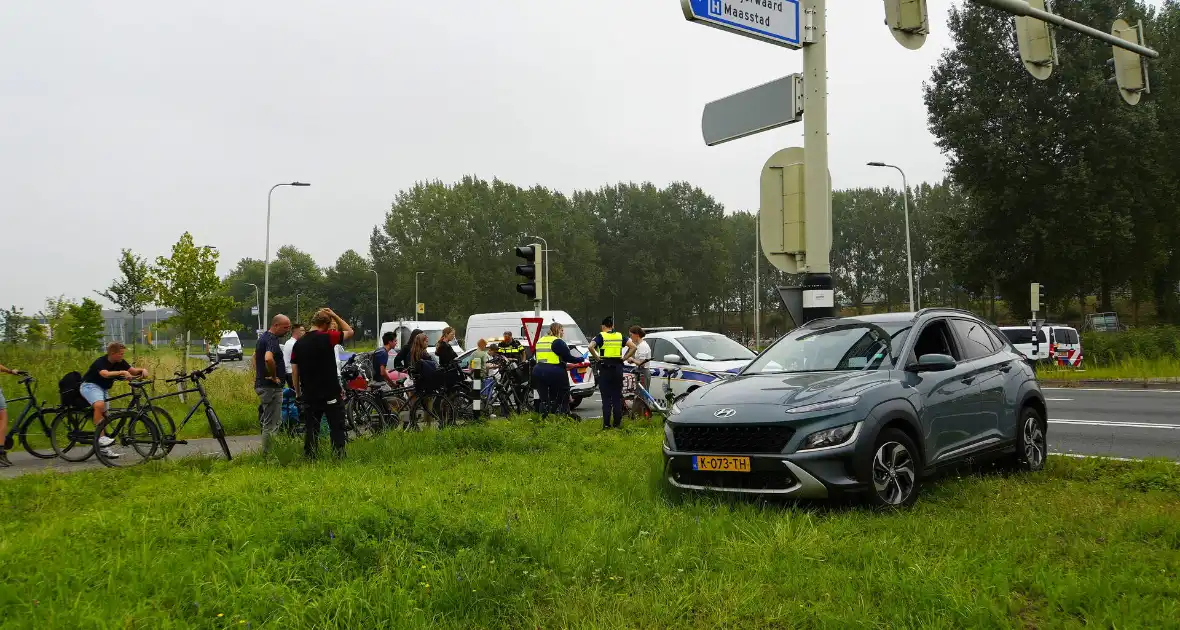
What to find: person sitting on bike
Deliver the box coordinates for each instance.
[80,342,150,459]
[0,362,26,467]
[393,328,422,373]
[625,325,652,391]
[533,322,578,417]
[374,331,400,385]
[435,327,459,367]
[409,332,443,394]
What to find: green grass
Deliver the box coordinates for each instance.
[1,420,1177,628]
[1038,357,1180,381]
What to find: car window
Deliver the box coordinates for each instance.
[910,319,961,362]
[952,319,996,360]
[986,327,1009,351]
[1054,328,1079,344]
[675,334,755,362]
[1001,328,1034,345]
[649,338,680,363]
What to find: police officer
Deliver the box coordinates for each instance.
[498,330,525,361]
[533,322,578,417]
[589,316,637,429]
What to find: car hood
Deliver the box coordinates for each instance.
[692,358,752,373]
[685,370,891,409]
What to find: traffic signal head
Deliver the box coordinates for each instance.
[1109,19,1149,105]
[882,0,930,50]
[1015,0,1057,81]
[515,244,543,302]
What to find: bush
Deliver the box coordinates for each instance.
[1082,326,1180,366]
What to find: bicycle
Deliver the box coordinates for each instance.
[404,370,459,431]
[50,378,161,464]
[2,372,59,459]
[623,362,684,420]
[148,362,232,461]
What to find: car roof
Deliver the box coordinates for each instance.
[645,330,729,340]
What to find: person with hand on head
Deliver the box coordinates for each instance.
[255,314,291,452]
[80,342,149,459]
[0,362,28,467]
[589,316,637,429]
[290,308,353,459]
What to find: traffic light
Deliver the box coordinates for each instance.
[1108,19,1150,105]
[1030,282,1046,313]
[1015,0,1057,81]
[515,244,543,302]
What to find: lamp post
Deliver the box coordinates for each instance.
[867,162,915,311]
[263,181,310,326]
[371,268,380,335]
[246,283,261,333]
[414,271,424,321]
[525,234,550,311]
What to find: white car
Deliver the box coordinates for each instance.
[999,326,1044,362]
[379,320,463,357]
[641,330,756,401]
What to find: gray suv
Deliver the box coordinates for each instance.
[662,309,1048,507]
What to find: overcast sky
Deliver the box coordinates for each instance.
[1,0,964,313]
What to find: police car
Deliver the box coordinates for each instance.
[640,328,756,402]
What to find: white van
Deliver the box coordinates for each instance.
[464,310,596,407]
[208,331,243,361]
[998,326,1043,362]
[378,320,463,357]
[1045,323,1083,367]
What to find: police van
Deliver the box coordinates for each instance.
[464,310,597,408]
[999,323,1082,366]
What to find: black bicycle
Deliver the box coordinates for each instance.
[49,378,161,464]
[2,372,59,459]
[148,362,231,461]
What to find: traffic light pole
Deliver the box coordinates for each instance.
[974,0,1158,58]
[799,0,834,325]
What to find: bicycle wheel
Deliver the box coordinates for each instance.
[435,394,458,428]
[95,410,160,468]
[19,410,56,459]
[146,407,177,458]
[204,406,232,460]
[50,408,96,462]
[350,395,385,438]
[448,390,474,427]
[380,392,409,431]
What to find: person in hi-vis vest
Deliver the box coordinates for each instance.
[589,316,637,429]
[532,322,579,416]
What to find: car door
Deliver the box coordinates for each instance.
[985,326,1026,442]
[950,318,1007,448]
[646,338,682,401]
[905,318,979,464]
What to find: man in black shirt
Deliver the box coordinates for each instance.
[290,308,354,459]
[80,342,149,457]
[255,314,291,452]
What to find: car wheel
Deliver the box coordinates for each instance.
[1014,406,1047,472]
[866,428,921,508]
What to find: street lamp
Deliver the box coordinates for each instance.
[245,282,261,333]
[263,181,311,326]
[371,268,380,334]
[525,234,550,311]
[414,271,424,322]
[867,162,915,311]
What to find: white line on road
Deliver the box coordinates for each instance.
[1049,418,1180,430]
[1045,398,1073,402]
[1043,387,1180,394]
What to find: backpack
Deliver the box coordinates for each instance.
[58,371,88,409]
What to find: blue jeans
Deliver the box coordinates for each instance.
[79,383,108,406]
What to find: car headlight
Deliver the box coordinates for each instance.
[669,401,682,415]
[784,396,860,414]
[663,423,675,449]
[798,422,861,451]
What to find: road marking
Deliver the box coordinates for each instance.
[1045,397,1073,402]
[1042,387,1180,393]
[1050,452,1179,464]
[1049,418,1180,430]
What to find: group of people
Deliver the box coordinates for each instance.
[0,341,150,466]
[255,308,354,459]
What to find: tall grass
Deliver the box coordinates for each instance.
[0,345,259,437]
[0,420,1176,628]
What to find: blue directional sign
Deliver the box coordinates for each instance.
[681,0,802,49]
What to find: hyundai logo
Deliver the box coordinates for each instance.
[714,408,736,418]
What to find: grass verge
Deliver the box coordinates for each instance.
[1,420,1178,628]
[1038,357,1180,381]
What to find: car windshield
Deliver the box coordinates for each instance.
[421,330,459,347]
[743,321,910,374]
[219,336,240,347]
[1002,328,1035,345]
[676,334,755,362]
[561,324,589,346]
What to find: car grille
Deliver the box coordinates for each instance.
[672,425,795,454]
[670,469,797,491]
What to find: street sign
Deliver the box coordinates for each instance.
[416,302,425,315]
[250,306,259,316]
[702,74,803,146]
[521,317,544,349]
[680,0,802,49]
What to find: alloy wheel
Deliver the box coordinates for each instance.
[1023,415,1046,469]
[872,441,916,505]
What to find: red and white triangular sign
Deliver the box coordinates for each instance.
[521,317,544,348]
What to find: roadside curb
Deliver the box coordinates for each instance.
[1040,379,1180,390]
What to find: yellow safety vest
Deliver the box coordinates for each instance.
[535,336,560,365]
[499,342,522,356]
[600,331,623,359]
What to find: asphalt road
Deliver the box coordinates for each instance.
[1044,387,1180,460]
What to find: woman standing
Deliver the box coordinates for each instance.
[532,322,578,417]
[435,327,458,367]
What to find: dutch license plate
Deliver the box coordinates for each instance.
[692,455,751,472]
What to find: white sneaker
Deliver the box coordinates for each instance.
[97,435,114,447]
[100,447,120,459]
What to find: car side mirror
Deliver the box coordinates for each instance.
[908,353,956,372]
[663,353,684,365]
